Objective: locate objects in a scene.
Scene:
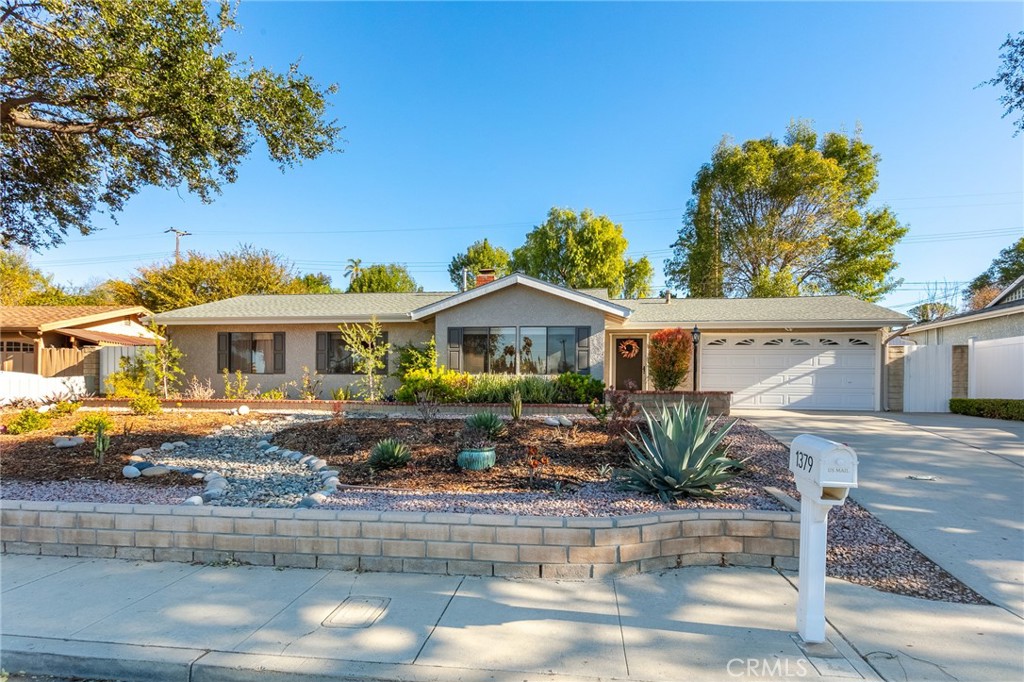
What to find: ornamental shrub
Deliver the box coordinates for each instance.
[72,412,115,435]
[648,328,693,391]
[553,372,604,404]
[949,398,1024,421]
[129,393,162,415]
[6,409,51,434]
[395,366,472,403]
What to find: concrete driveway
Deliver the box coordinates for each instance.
[735,410,1024,619]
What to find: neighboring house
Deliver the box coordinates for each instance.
[1,306,157,392]
[154,273,909,411]
[895,276,1024,405]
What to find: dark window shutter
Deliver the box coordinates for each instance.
[447,327,463,372]
[217,332,230,372]
[315,332,328,372]
[273,333,286,374]
[575,326,591,375]
[377,331,389,375]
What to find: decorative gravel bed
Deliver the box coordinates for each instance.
[0,410,991,604]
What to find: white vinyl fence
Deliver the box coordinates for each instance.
[970,337,1024,400]
[99,345,155,394]
[903,344,953,412]
[0,371,88,405]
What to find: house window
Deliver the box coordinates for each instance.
[520,327,577,374]
[218,332,285,374]
[315,331,389,374]
[449,326,589,375]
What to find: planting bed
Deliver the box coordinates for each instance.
[0,406,989,603]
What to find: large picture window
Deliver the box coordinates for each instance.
[315,331,389,375]
[217,332,285,374]
[451,326,588,375]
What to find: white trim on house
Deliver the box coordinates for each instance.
[986,274,1024,308]
[150,314,416,325]
[898,302,1024,335]
[409,274,634,321]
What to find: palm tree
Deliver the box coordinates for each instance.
[344,258,362,285]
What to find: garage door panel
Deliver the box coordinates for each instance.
[702,334,877,411]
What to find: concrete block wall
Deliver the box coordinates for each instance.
[1,501,799,578]
[626,391,732,416]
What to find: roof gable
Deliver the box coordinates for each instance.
[987,274,1024,308]
[409,274,634,321]
[1,305,150,331]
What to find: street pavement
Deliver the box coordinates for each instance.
[2,554,1022,682]
[735,409,1024,618]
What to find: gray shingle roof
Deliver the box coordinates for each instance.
[153,285,909,327]
[153,292,452,323]
[620,295,909,325]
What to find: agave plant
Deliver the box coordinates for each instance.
[464,411,507,439]
[368,438,411,470]
[614,400,743,501]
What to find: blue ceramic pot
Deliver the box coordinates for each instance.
[458,447,496,471]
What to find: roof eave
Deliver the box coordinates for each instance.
[154,314,416,326]
[37,306,152,332]
[617,319,906,330]
[900,304,1023,335]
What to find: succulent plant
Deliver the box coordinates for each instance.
[614,400,743,501]
[464,411,507,439]
[368,438,411,470]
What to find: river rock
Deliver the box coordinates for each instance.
[132,448,154,456]
[543,417,561,427]
[122,465,141,479]
[128,455,146,463]
[558,416,573,427]
[159,442,176,451]
[141,465,170,477]
[134,461,153,471]
[256,440,271,449]
[182,496,204,506]
[205,477,228,490]
[53,436,85,448]
[201,489,225,502]
[237,405,250,415]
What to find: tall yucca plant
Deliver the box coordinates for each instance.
[614,400,743,501]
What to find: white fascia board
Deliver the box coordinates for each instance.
[899,304,1024,335]
[154,314,414,326]
[986,274,1024,307]
[409,274,633,320]
[612,320,907,330]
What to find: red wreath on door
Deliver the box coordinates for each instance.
[618,339,640,359]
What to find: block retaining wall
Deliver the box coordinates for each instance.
[1,501,797,578]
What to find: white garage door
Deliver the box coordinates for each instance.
[701,334,877,410]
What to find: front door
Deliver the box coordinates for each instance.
[613,336,644,390]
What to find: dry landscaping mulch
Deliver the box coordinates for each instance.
[0,406,990,605]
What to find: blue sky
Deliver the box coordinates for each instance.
[28,1,1024,312]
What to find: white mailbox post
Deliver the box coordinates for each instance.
[789,434,858,644]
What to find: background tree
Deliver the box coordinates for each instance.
[296,272,339,294]
[983,31,1024,135]
[665,121,907,301]
[510,207,653,298]
[963,237,1024,309]
[113,244,331,312]
[622,257,655,299]
[0,251,109,305]
[447,239,510,289]
[908,302,956,323]
[0,0,342,250]
[347,263,421,293]
[344,258,362,285]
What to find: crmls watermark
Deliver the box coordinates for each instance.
[727,658,810,677]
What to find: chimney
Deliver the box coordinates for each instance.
[664,290,671,303]
[475,268,496,287]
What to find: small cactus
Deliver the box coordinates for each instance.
[93,422,111,465]
[509,389,523,423]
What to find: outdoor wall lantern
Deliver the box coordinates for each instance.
[691,325,701,391]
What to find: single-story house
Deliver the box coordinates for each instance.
[1,305,157,376]
[154,273,910,411]
[895,275,1024,402]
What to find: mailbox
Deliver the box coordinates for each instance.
[789,434,858,505]
[788,433,859,645]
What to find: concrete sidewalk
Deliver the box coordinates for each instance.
[3,556,1022,682]
[735,409,1024,618]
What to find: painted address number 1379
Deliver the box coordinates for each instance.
[795,451,814,473]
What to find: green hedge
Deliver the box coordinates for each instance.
[948,398,1024,421]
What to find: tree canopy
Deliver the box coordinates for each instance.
[0,0,342,250]
[665,121,907,301]
[447,239,511,289]
[109,244,335,312]
[0,251,110,305]
[510,207,653,298]
[963,237,1024,309]
[346,263,421,293]
[984,31,1024,135]
[908,302,956,323]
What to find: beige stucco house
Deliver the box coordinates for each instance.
[154,273,910,410]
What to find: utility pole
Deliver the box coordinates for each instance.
[462,267,468,291]
[164,228,191,263]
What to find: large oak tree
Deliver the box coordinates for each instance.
[0,0,342,249]
[665,121,907,301]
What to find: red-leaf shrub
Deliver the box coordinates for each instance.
[648,328,694,391]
